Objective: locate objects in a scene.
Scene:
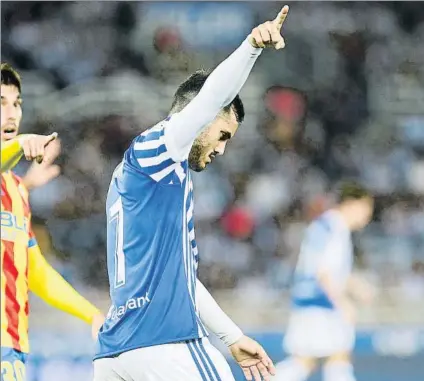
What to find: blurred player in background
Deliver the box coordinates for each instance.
[274,182,376,381]
[1,62,104,381]
[94,6,291,381]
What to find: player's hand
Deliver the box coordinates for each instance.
[22,138,61,190]
[17,132,58,163]
[248,5,289,50]
[91,312,105,341]
[348,274,378,305]
[354,283,377,306]
[362,288,377,305]
[229,335,276,381]
[340,299,356,325]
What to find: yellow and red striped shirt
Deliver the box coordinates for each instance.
[1,170,33,353]
[1,141,102,355]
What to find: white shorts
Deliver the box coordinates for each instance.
[93,338,235,381]
[283,307,355,358]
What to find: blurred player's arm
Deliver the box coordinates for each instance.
[317,271,355,323]
[196,279,243,345]
[346,273,377,304]
[27,235,103,329]
[317,256,356,324]
[307,223,355,323]
[1,133,58,172]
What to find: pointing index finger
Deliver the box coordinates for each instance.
[49,132,58,141]
[273,5,289,29]
[46,132,58,145]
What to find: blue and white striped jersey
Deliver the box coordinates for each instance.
[94,37,262,359]
[291,210,353,310]
[95,120,208,359]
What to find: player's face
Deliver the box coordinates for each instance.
[1,85,22,142]
[189,110,239,172]
[352,197,374,230]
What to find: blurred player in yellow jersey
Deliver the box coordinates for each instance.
[1,62,105,381]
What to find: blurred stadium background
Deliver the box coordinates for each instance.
[2,1,424,380]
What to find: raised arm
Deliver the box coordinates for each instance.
[164,5,289,162]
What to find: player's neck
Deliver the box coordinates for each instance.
[330,207,352,231]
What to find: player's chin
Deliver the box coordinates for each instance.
[189,160,207,172]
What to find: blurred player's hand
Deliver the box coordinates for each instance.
[22,137,61,190]
[357,285,377,305]
[91,312,105,341]
[18,132,58,163]
[340,299,356,325]
[229,335,276,381]
[248,5,289,50]
[348,274,378,305]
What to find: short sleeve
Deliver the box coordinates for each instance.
[124,123,186,185]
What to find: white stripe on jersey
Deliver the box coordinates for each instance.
[182,172,206,337]
[187,202,194,222]
[182,173,193,292]
[193,247,199,257]
[151,162,180,182]
[182,174,195,310]
[137,151,171,167]
[175,164,186,183]
[133,136,165,151]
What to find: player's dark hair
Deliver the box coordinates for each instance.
[1,63,21,93]
[170,70,245,123]
[338,181,372,202]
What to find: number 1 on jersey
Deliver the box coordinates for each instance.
[109,197,126,288]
